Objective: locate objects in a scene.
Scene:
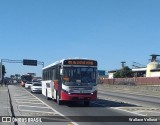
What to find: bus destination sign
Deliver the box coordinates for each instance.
[64,60,97,66]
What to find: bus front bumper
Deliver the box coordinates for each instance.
[61,90,97,101]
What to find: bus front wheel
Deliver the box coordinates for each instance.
[84,101,90,106]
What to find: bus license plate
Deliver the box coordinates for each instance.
[79,97,84,99]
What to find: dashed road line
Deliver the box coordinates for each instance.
[16,101,43,104]
[22,87,79,125]
[13,94,31,97]
[23,112,57,116]
[15,99,38,101]
[16,100,40,102]
[19,109,57,114]
[18,105,49,109]
[14,97,36,99]
[111,107,146,116]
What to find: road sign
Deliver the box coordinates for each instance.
[23,59,37,66]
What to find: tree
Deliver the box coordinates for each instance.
[113,70,121,78]
[10,75,15,79]
[114,66,132,78]
[15,74,20,79]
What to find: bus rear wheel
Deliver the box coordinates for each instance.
[46,90,51,100]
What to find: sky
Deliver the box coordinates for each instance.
[0,0,160,77]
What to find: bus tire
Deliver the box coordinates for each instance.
[84,101,90,106]
[46,89,50,100]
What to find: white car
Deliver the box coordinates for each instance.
[31,82,42,93]
[25,81,32,89]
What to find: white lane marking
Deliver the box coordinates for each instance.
[13,94,31,97]
[15,99,38,101]
[16,99,40,102]
[16,101,42,104]
[14,95,35,99]
[19,109,57,114]
[135,110,160,114]
[18,105,49,109]
[111,107,146,116]
[14,98,37,101]
[22,87,79,125]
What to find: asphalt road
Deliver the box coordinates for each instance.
[98,89,160,108]
[21,85,160,125]
[7,84,160,125]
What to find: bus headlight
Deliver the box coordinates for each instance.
[62,89,69,94]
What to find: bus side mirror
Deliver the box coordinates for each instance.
[60,68,63,75]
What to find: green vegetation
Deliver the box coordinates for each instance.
[114,66,132,78]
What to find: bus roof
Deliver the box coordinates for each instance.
[42,59,64,70]
[42,58,97,70]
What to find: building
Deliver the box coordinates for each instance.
[108,54,160,79]
[146,54,160,77]
[132,68,146,77]
[108,70,117,79]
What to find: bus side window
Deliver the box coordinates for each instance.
[52,69,56,81]
[46,83,50,88]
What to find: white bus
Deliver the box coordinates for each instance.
[42,59,98,106]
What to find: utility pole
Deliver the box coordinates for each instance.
[0,59,2,82]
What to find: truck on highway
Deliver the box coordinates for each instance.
[21,74,33,87]
[42,58,98,106]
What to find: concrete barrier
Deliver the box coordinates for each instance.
[99,77,160,85]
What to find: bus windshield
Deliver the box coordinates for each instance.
[63,67,97,86]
